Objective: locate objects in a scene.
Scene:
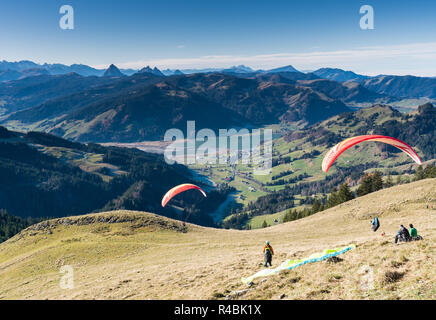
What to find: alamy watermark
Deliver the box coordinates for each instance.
[164,121,272,175]
[360,5,374,30]
[358,265,374,291]
[59,265,74,289]
[59,5,74,30]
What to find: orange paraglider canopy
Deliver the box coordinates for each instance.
[161,183,207,207]
[322,135,422,173]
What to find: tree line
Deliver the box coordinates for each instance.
[0,209,47,243]
[284,163,436,222]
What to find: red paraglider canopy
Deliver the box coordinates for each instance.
[322,135,422,173]
[161,183,207,207]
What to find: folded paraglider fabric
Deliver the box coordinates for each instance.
[241,244,356,284]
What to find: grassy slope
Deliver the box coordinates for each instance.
[0,179,435,300]
[38,146,127,182]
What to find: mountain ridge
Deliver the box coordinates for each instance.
[313,67,370,82]
[1,72,354,142]
[0,60,137,79]
[103,64,125,77]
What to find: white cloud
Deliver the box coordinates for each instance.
[95,42,436,76]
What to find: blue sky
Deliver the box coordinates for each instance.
[1,0,436,75]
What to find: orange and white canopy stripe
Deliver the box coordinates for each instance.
[161,183,207,207]
[322,135,422,173]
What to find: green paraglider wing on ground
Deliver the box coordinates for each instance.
[242,244,356,284]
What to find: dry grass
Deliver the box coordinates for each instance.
[0,179,435,300]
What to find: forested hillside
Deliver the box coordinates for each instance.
[0,127,230,234]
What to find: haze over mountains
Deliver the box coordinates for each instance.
[2,60,436,100]
[312,68,436,99]
[0,60,137,78]
[1,59,436,143]
[0,60,303,80]
[312,68,370,82]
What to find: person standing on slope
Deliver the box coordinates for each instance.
[371,216,380,232]
[263,241,274,267]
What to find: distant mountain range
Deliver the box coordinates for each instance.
[311,68,436,99]
[0,60,304,82]
[0,72,118,113]
[265,65,300,73]
[0,68,50,82]
[1,72,364,142]
[3,60,435,99]
[1,59,436,143]
[137,66,165,76]
[357,75,436,99]
[161,69,184,76]
[0,60,138,80]
[312,68,370,82]
[184,65,300,75]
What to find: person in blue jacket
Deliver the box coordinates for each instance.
[371,216,380,232]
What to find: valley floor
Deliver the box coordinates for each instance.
[0,179,435,300]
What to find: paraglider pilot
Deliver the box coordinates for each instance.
[371,216,380,232]
[263,241,274,267]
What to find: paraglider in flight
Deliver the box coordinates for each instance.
[161,183,207,207]
[322,135,422,173]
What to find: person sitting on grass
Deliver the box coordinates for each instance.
[263,241,274,267]
[409,224,423,241]
[395,225,411,244]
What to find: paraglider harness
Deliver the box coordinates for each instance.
[264,245,273,267]
[264,245,273,256]
[371,217,380,232]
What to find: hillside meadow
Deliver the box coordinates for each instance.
[0,179,434,300]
